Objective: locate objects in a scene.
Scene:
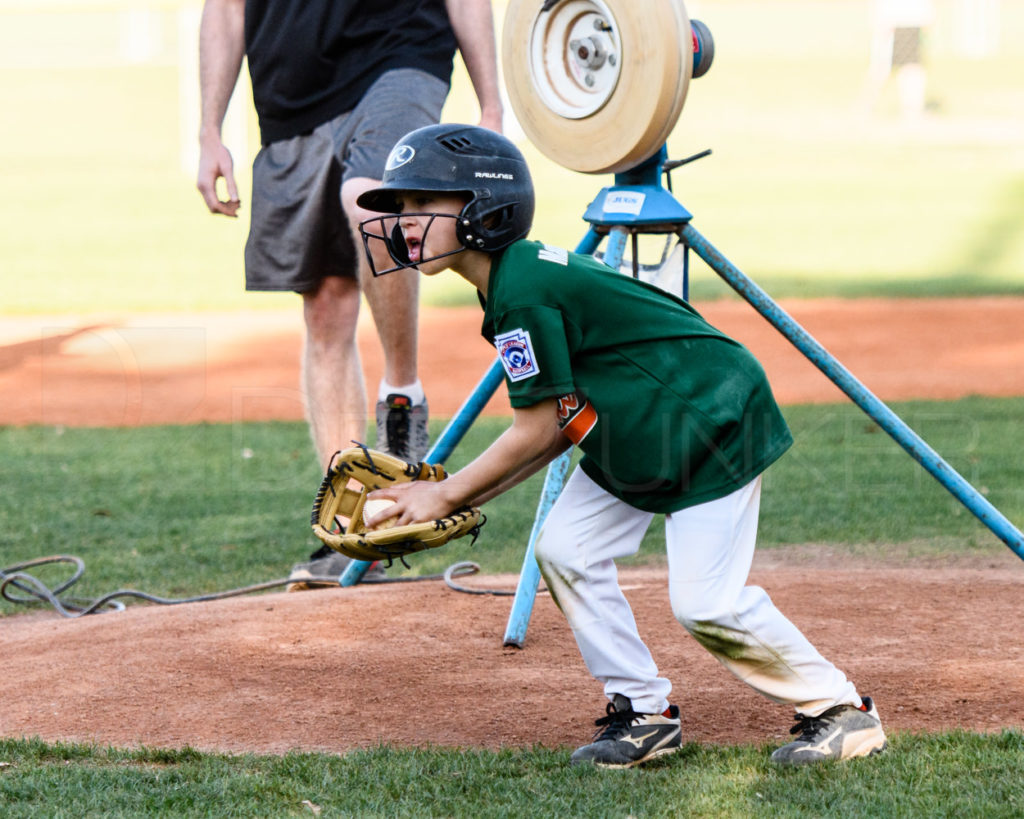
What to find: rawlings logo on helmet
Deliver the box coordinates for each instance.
[385,144,416,171]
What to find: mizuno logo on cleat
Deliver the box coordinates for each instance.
[794,727,841,755]
[621,729,661,749]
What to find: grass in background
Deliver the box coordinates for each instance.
[1,730,1022,818]
[2,395,1021,616]
[1,1,1023,314]
[762,396,1024,547]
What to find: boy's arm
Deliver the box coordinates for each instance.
[366,398,569,526]
[469,419,572,506]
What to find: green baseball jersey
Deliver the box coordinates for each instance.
[480,239,793,513]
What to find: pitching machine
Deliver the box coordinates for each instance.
[342,0,1024,645]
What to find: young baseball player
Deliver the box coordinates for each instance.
[358,123,887,769]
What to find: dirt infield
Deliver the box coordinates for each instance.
[3,296,1024,427]
[1,298,1023,755]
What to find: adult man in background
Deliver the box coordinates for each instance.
[195,0,503,585]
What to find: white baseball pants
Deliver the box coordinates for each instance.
[534,466,861,717]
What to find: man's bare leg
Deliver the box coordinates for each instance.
[342,177,419,386]
[342,177,429,459]
[301,275,366,471]
[287,275,367,591]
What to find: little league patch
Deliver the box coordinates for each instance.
[495,328,539,381]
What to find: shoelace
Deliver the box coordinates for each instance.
[789,714,825,738]
[786,700,860,737]
[592,702,640,741]
[789,705,845,738]
[385,405,411,459]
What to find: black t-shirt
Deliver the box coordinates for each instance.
[245,0,457,144]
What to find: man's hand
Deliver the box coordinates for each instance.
[478,104,504,134]
[196,139,241,217]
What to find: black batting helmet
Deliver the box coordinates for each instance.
[357,123,535,253]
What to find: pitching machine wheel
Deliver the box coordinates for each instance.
[503,0,700,175]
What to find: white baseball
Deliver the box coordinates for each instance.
[363,498,398,529]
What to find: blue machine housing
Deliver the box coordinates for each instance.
[582,146,692,228]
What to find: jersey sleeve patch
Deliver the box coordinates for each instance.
[557,392,598,445]
[495,328,540,382]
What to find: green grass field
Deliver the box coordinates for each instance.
[2,398,1021,607]
[1,399,1023,816]
[2,731,1023,818]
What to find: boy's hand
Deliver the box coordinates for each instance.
[366,480,457,528]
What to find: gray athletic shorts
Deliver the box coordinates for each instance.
[892,27,923,67]
[244,68,448,292]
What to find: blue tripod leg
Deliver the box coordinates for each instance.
[502,449,572,646]
[339,358,506,587]
[425,359,507,464]
[681,222,1024,562]
[502,227,620,647]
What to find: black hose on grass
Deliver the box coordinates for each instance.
[0,555,519,619]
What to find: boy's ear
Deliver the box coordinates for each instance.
[389,221,410,264]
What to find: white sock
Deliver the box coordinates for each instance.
[378,379,425,406]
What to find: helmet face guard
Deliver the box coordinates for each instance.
[356,124,535,275]
[359,212,467,277]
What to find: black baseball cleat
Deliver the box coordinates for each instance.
[570,694,682,769]
[771,696,887,765]
[286,545,385,592]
